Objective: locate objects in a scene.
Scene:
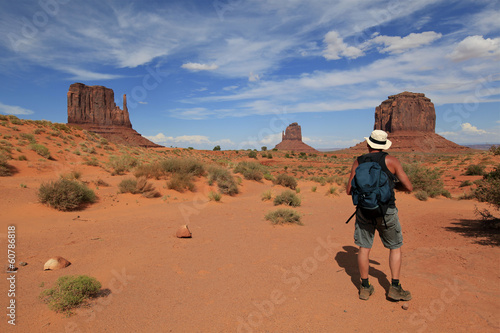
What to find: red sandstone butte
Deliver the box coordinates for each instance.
[274,122,318,153]
[346,92,469,153]
[67,83,161,148]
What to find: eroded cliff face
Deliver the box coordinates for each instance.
[275,122,318,152]
[67,83,161,148]
[374,91,435,133]
[67,83,132,128]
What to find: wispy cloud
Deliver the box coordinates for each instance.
[181,63,219,71]
[439,123,500,143]
[0,102,34,115]
[145,133,234,148]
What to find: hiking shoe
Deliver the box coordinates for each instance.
[359,284,374,300]
[388,284,412,301]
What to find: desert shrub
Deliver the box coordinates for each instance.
[261,190,272,201]
[273,174,297,190]
[0,153,12,176]
[83,157,99,166]
[489,145,500,155]
[207,166,238,195]
[414,190,429,201]
[7,115,22,125]
[464,164,485,176]
[474,165,500,210]
[119,176,159,198]
[160,158,205,176]
[108,155,138,175]
[39,275,101,313]
[403,163,447,199]
[265,209,302,225]
[61,171,81,180]
[52,123,71,133]
[248,150,257,159]
[38,179,96,211]
[459,180,473,188]
[20,133,36,143]
[208,191,222,202]
[30,143,51,159]
[326,186,339,196]
[17,155,27,161]
[274,190,301,207]
[234,161,265,181]
[167,173,196,192]
[213,145,221,151]
[311,186,317,192]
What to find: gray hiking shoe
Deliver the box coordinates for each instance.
[359,284,374,300]
[388,284,412,301]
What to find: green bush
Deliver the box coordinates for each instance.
[248,151,257,159]
[0,153,12,176]
[38,179,96,211]
[261,190,272,201]
[265,209,302,225]
[403,163,448,199]
[207,166,238,195]
[30,143,51,159]
[464,164,485,176]
[273,174,298,190]
[40,275,101,313]
[459,180,473,188]
[108,155,138,175]
[274,190,301,207]
[208,191,222,202]
[119,176,159,198]
[213,145,221,151]
[20,133,36,143]
[489,145,500,155]
[474,165,500,210]
[234,161,265,181]
[167,173,196,192]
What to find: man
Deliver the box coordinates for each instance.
[346,130,413,301]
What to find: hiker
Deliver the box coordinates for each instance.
[346,130,413,301]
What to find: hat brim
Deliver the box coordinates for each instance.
[364,137,392,150]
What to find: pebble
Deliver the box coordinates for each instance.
[402,303,409,310]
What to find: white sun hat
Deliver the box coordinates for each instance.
[365,130,392,150]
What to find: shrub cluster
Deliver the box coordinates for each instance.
[273,190,301,207]
[403,163,450,201]
[40,275,101,313]
[265,209,302,225]
[233,161,265,181]
[30,143,51,159]
[207,166,238,195]
[0,153,12,176]
[38,179,96,211]
[119,176,159,198]
[273,174,298,190]
[108,155,138,175]
[474,165,500,210]
[464,164,485,176]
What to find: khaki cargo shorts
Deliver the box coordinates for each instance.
[354,207,403,249]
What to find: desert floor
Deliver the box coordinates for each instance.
[0,119,499,333]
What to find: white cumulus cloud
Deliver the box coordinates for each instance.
[449,35,500,62]
[371,31,442,54]
[322,31,364,60]
[181,62,219,71]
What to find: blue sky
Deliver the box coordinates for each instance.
[0,0,499,150]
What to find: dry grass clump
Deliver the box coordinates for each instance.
[265,209,302,225]
[167,173,196,192]
[261,190,273,201]
[38,179,96,211]
[273,174,298,190]
[403,163,450,201]
[119,176,159,198]
[0,153,12,176]
[30,143,51,159]
[273,190,301,207]
[39,275,101,314]
[108,155,138,175]
[208,191,222,202]
[207,165,238,195]
[233,161,265,181]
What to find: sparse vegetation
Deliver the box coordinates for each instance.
[234,161,265,181]
[261,190,273,201]
[167,173,196,192]
[30,143,51,159]
[119,176,159,198]
[207,165,238,195]
[403,163,449,200]
[108,155,138,175]
[273,190,301,207]
[474,165,500,210]
[38,179,96,211]
[273,174,297,190]
[0,153,12,176]
[39,275,101,313]
[208,191,222,202]
[464,164,485,176]
[265,209,302,225]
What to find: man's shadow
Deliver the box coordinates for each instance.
[334,245,390,292]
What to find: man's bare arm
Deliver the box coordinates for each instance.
[346,159,359,195]
[386,156,413,192]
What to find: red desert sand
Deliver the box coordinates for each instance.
[0,119,499,332]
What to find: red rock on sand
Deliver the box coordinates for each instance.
[43,256,71,270]
[176,225,192,238]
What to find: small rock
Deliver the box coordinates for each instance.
[402,303,409,310]
[176,225,192,238]
[44,256,71,270]
[19,262,28,266]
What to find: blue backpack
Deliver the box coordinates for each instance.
[346,153,393,227]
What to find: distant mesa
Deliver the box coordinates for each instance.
[67,83,161,148]
[274,122,318,153]
[348,91,469,153]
